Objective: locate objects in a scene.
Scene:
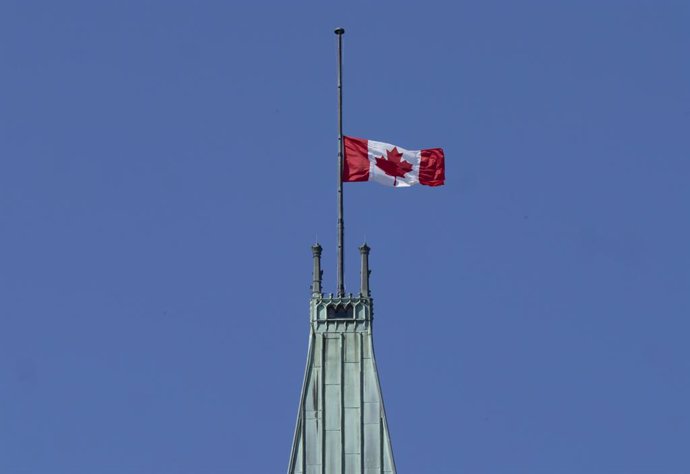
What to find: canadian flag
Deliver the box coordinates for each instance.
[343,136,445,187]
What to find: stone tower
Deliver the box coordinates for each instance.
[288,244,396,474]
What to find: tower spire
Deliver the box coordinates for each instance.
[288,245,396,473]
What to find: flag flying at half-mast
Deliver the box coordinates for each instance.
[343,136,445,187]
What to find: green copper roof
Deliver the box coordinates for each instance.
[288,296,396,473]
[289,247,396,473]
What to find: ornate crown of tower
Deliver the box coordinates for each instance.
[288,244,396,474]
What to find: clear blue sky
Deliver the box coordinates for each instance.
[1,1,689,472]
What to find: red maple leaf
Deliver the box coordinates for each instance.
[374,147,413,186]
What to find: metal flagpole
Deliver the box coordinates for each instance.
[335,27,345,297]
